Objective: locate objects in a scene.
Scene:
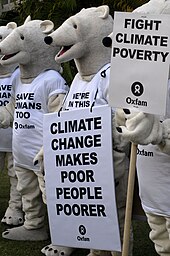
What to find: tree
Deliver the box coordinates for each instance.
[13,0,149,26]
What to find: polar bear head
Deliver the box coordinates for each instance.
[0,16,61,83]
[44,5,113,80]
[0,22,18,77]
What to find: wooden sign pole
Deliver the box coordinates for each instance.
[122,143,137,256]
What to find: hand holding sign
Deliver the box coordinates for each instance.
[158,118,170,154]
[0,104,12,128]
[116,109,163,145]
[33,146,44,174]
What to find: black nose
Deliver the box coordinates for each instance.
[102,36,112,47]
[44,36,53,45]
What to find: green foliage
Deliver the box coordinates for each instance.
[101,0,149,16]
[62,61,77,86]
[11,0,150,25]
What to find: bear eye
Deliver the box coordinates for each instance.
[20,34,24,40]
[73,24,77,29]
[0,35,2,40]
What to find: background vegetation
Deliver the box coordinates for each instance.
[0,0,149,26]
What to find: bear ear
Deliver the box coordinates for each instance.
[24,15,31,24]
[40,20,54,34]
[95,5,110,19]
[6,22,17,30]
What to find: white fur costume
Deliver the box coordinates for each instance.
[116,1,170,255]
[0,23,24,226]
[134,0,170,14]
[41,5,133,256]
[0,16,69,241]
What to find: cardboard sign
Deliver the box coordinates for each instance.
[43,105,121,251]
[109,12,170,115]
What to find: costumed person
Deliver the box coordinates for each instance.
[38,5,133,256]
[0,22,24,226]
[106,1,170,255]
[0,16,69,241]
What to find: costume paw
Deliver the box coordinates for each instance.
[0,106,12,128]
[117,109,163,145]
[1,207,24,226]
[158,119,170,154]
[41,244,75,256]
[33,146,44,174]
[48,93,65,112]
[2,225,49,241]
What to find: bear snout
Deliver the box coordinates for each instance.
[44,36,53,45]
[102,37,112,48]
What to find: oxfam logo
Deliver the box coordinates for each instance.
[131,81,144,97]
[79,225,86,235]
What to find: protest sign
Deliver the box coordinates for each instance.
[109,12,170,115]
[43,105,121,251]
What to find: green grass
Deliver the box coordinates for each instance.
[0,171,158,256]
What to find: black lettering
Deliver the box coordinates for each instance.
[56,203,106,217]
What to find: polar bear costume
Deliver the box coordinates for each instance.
[113,1,170,255]
[41,5,133,256]
[0,22,24,226]
[0,16,69,241]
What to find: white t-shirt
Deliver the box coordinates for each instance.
[63,63,111,110]
[12,69,69,171]
[63,64,130,184]
[0,68,19,152]
[137,80,170,217]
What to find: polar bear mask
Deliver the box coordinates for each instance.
[44,5,114,81]
[0,16,61,83]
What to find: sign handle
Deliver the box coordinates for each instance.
[122,143,137,256]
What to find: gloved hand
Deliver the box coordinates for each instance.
[112,113,130,180]
[0,107,11,128]
[48,93,65,113]
[0,101,14,128]
[159,119,170,154]
[116,109,163,145]
[33,146,44,175]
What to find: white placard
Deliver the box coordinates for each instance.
[43,105,121,251]
[109,12,170,116]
